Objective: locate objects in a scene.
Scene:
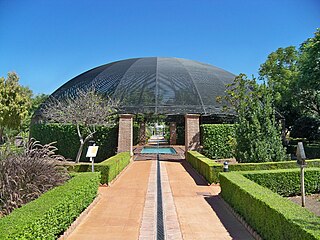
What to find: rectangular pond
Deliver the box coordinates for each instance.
[141,147,177,154]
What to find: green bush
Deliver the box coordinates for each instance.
[176,125,185,145]
[201,124,235,159]
[0,172,100,239]
[220,172,320,240]
[243,168,320,196]
[67,152,131,184]
[186,151,320,183]
[291,116,320,140]
[30,123,118,162]
[287,143,320,159]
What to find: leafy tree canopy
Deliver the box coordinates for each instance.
[0,72,32,141]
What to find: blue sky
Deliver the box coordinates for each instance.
[0,0,319,95]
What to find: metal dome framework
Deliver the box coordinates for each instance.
[50,57,236,116]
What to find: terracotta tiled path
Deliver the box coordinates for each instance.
[66,153,254,240]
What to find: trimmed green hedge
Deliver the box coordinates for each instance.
[244,168,320,196]
[67,152,131,184]
[30,123,118,162]
[0,172,100,239]
[186,151,320,183]
[201,124,235,159]
[220,171,320,240]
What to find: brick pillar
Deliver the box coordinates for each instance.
[118,114,133,156]
[169,122,177,145]
[185,114,200,152]
[139,122,146,145]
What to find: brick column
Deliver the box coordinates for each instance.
[139,121,146,145]
[185,114,200,152]
[118,114,133,156]
[169,122,177,145]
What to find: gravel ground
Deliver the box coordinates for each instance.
[288,194,320,216]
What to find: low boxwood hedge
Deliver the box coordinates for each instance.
[66,152,131,184]
[0,172,100,240]
[244,168,320,196]
[186,151,320,183]
[220,171,320,240]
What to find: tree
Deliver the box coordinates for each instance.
[221,74,287,162]
[0,72,32,142]
[259,46,300,127]
[297,28,320,117]
[21,93,49,132]
[42,88,118,163]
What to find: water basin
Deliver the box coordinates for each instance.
[141,147,177,154]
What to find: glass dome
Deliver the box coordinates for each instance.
[48,57,236,116]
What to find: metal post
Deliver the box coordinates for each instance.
[91,157,94,172]
[300,165,305,207]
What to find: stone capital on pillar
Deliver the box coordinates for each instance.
[185,114,200,152]
[118,114,134,156]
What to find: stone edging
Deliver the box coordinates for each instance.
[217,195,263,240]
[58,194,101,240]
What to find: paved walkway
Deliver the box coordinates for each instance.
[65,153,254,240]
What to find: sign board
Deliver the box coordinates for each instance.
[86,146,99,158]
[296,142,306,165]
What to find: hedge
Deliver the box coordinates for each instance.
[201,124,235,159]
[30,123,118,162]
[0,172,100,239]
[186,151,320,183]
[243,168,320,196]
[66,152,131,184]
[220,172,320,240]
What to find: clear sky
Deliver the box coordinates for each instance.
[0,0,319,95]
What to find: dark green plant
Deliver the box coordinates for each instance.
[201,124,235,159]
[221,74,287,162]
[291,116,320,140]
[220,172,320,240]
[30,123,118,162]
[0,172,100,239]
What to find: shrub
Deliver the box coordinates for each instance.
[0,139,69,216]
[220,172,320,240]
[243,168,320,196]
[201,124,235,159]
[186,151,320,183]
[176,125,185,145]
[0,172,100,239]
[291,116,320,140]
[30,123,118,162]
[67,152,131,184]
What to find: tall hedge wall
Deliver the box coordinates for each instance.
[201,124,235,159]
[220,171,320,240]
[30,124,118,162]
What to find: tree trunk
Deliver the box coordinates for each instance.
[0,127,3,144]
[75,141,84,163]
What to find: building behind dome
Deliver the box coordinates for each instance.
[49,57,235,116]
